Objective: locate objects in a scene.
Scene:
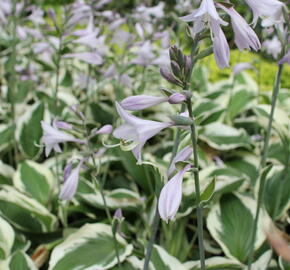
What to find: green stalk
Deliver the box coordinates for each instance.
[247,64,284,270]
[82,121,121,267]
[186,98,206,270]
[143,103,186,270]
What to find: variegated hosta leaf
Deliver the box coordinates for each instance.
[0,185,57,232]
[150,245,187,270]
[0,124,14,152]
[263,165,290,220]
[0,216,15,260]
[207,193,270,264]
[183,256,242,270]
[48,223,133,270]
[77,179,141,210]
[248,250,272,270]
[13,160,56,205]
[9,250,37,270]
[15,102,44,159]
[227,85,256,120]
[0,161,15,185]
[111,256,143,270]
[184,166,246,198]
[199,123,251,151]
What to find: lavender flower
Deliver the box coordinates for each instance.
[113,102,172,163]
[168,93,187,104]
[120,95,168,111]
[95,124,113,135]
[59,160,83,200]
[158,164,192,223]
[243,0,285,26]
[218,4,261,51]
[63,52,103,65]
[263,36,282,59]
[168,146,193,176]
[233,62,255,76]
[278,50,290,65]
[41,121,86,157]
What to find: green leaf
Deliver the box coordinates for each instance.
[199,123,251,150]
[0,161,15,185]
[9,250,37,270]
[184,257,242,270]
[48,223,133,270]
[13,160,56,205]
[0,185,57,232]
[207,193,269,263]
[0,216,15,259]
[200,177,215,203]
[150,245,187,270]
[263,166,290,220]
[16,102,44,159]
[0,124,14,152]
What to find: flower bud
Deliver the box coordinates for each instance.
[95,124,113,135]
[160,67,183,87]
[169,115,193,126]
[168,93,186,104]
[170,60,182,79]
[120,95,168,111]
[54,120,73,130]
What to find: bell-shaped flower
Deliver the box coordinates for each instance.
[278,50,290,65]
[263,36,282,59]
[63,52,103,65]
[158,164,192,223]
[210,19,230,69]
[244,0,285,26]
[41,121,86,157]
[180,0,227,36]
[113,102,173,163]
[233,62,255,76]
[59,160,83,200]
[218,4,261,51]
[120,95,168,111]
[167,146,193,176]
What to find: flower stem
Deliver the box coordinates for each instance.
[186,98,206,270]
[143,103,186,270]
[247,64,284,270]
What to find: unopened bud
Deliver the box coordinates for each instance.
[54,120,72,130]
[169,93,186,104]
[160,67,183,87]
[170,60,182,79]
[170,115,193,126]
[95,124,113,135]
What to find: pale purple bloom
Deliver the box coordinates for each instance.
[120,95,168,111]
[113,102,172,163]
[210,20,230,69]
[59,160,83,200]
[218,4,261,51]
[263,36,282,59]
[63,162,73,182]
[180,0,227,36]
[158,164,192,222]
[131,41,155,67]
[244,0,285,26]
[169,93,186,104]
[54,121,73,130]
[114,208,123,220]
[41,121,86,157]
[63,52,103,65]
[95,124,113,135]
[167,146,193,176]
[278,50,290,65]
[233,62,255,75]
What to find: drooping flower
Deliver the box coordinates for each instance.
[158,164,192,222]
[233,62,255,76]
[113,102,173,163]
[263,36,282,59]
[167,146,193,176]
[120,95,168,111]
[180,0,227,36]
[180,0,229,68]
[59,160,83,200]
[41,121,86,157]
[278,50,290,65]
[217,4,261,51]
[210,19,230,69]
[63,52,103,65]
[243,0,285,26]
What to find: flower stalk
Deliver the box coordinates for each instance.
[247,63,284,270]
[186,97,206,270]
